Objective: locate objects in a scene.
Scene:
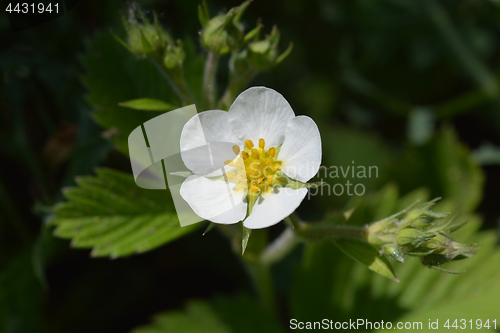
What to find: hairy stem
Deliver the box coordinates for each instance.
[258,214,369,267]
[203,52,219,109]
[218,68,257,110]
[298,222,369,242]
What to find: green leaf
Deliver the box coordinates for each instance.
[318,126,393,207]
[291,186,500,329]
[333,239,399,282]
[393,125,484,213]
[81,30,181,155]
[131,294,285,333]
[119,98,178,111]
[51,168,198,258]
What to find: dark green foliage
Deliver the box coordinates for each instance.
[132,294,285,333]
[2,0,500,332]
[81,31,181,155]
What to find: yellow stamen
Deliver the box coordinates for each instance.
[259,138,265,149]
[234,138,283,195]
[250,185,260,193]
[251,149,260,159]
[224,160,234,166]
[226,171,235,180]
[234,158,245,170]
[232,145,240,155]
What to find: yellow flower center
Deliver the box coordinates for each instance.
[224,138,282,194]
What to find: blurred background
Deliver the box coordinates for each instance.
[1,0,500,332]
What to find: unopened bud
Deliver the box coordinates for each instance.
[367,198,478,273]
[200,1,251,54]
[164,40,185,70]
[123,7,173,58]
[247,26,293,70]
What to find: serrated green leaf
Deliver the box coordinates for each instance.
[333,239,399,282]
[291,186,500,327]
[119,98,178,111]
[51,168,198,258]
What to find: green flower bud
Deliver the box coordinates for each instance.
[123,8,173,58]
[163,40,185,70]
[367,198,478,273]
[247,26,293,70]
[200,1,251,54]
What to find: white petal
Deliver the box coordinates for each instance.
[228,87,295,148]
[180,176,247,224]
[243,187,308,229]
[180,110,242,176]
[278,116,322,182]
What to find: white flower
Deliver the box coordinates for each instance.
[179,87,321,229]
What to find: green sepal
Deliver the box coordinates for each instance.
[110,29,132,53]
[284,216,294,229]
[275,42,293,65]
[242,225,252,255]
[118,98,178,111]
[140,29,155,54]
[243,23,262,44]
[203,222,216,236]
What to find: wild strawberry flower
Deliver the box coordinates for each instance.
[179,87,321,229]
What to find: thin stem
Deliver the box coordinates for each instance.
[235,227,278,315]
[244,258,276,315]
[203,52,219,109]
[435,87,491,120]
[151,59,194,105]
[218,68,257,110]
[424,0,499,97]
[298,222,369,242]
[259,214,369,267]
